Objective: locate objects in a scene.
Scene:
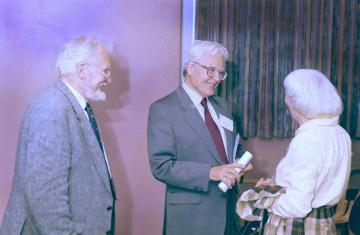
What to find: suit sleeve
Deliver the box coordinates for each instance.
[22,104,81,235]
[147,103,211,192]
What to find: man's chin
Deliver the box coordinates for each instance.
[86,91,106,102]
[207,89,216,97]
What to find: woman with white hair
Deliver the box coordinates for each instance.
[256,69,352,234]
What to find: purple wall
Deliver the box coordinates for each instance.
[0,1,181,234]
[1,1,359,234]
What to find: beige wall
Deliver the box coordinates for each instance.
[1,1,359,235]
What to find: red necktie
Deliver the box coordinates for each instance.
[201,98,228,164]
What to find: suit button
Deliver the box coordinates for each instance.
[107,206,112,211]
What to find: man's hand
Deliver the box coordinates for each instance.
[209,163,253,189]
[239,163,253,177]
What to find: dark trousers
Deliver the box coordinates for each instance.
[224,186,241,235]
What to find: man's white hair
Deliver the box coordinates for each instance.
[183,40,229,77]
[56,36,113,77]
[284,69,343,119]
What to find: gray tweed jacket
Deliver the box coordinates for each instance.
[1,80,114,235]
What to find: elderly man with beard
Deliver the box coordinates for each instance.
[1,36,117,235]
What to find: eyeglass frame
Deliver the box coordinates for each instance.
[83,63,112,79]
[192,61,227,80]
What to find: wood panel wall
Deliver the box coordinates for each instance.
[196,0,360,138]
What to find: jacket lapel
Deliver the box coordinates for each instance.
[54,80,112,195]
[176,86,222,165]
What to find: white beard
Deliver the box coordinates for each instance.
[86,89,106,101]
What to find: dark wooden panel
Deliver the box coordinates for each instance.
[195,0,360,138]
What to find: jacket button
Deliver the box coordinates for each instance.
[107,206,112,211]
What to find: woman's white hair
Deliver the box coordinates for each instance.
[56,36,113,77]
[183,40,229,77]
[284,69,343,119]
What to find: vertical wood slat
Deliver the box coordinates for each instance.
[325,0,334,79]
[311,0,319,67]
[305,0,312,67]
[346,0,356,130]
[222,0,230,102]
[257,0,266,137]
[243,0,251,137]
[354,0,360,137]
[337,0,346,96]
[263,0,270,138]
[318,0,325,70]
[233,0,241,134]
[248,0,261,137]
[294,0,302,69]
[273,0,281,137]
[264,1,275,138]
[289,1,298,134]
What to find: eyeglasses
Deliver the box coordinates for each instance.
[192,61,227,80]
[84,64,111,79]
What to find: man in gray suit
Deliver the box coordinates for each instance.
[1,37,117,235]
[147,40,252,235]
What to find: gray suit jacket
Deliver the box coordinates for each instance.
[1,80,114,235]
[147,86,240,235]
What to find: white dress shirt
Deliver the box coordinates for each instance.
[182,82,228,157]
[62,80,87,115]
[272,117,352,218]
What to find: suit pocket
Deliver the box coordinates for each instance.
[167,191,201,205]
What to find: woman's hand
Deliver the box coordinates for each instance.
[255,177,275,189]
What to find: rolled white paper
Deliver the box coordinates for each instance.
[218,151,253,193]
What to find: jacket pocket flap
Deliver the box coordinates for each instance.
[168,192,201,204]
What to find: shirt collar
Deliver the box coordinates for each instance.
[295,117,339,135]
[61,80,87,110]
[182,81,204,107]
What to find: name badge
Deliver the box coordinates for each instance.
[219,114,233,132]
